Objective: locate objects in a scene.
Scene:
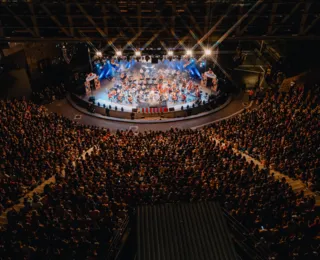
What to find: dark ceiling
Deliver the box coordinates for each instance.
[0,0,319,47]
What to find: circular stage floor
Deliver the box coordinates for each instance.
[83,62,214,112]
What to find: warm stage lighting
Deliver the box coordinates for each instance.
[204,49,212,56]
[116,51,122,56]
[96,51,102,57]
[167,50,173,56]
[135,51,141,56]
[186,49,192,56]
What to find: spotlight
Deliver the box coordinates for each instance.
[186,49,192,56]
[167,50,173,56]
[205,49,212,56]
[116,50,122,56]
[135,51,141,57]
[96,51,102,57]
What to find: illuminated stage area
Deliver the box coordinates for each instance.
[84,59,219,113]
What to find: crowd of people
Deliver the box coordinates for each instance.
[0,83,319,259]
[212,84,320,190]
[0,98,105,212]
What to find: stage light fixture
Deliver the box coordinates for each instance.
[168,50,173,56]
[204,49,212,56]
[135,51,141,57]
[116,51,122,56]
[186,49,192,56]
[96,51,102,57]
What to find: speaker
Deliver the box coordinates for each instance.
[132,108,138,113]
[169,107,175,112]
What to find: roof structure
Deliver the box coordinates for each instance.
[0,0,319,45]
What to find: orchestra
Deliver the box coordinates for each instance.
[106,65,207,106]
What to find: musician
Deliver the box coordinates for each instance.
[207,68,213,74]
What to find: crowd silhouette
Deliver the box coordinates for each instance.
[212,84,320,190]
[0,83,319,259]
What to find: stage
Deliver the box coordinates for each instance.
[83,61,214,112]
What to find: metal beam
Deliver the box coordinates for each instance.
[121,5,168,51]
[27,0,40,37]
[299,2,312,34]
[0,1,308,5]
[142,29,164,49]
[137,0,142,33]
[75,2,107,38]
[0,13,311,19]
[112,0,137,35]
[272,2,303,35]
[303,16,320,35]
[1,35,320,43]
[171,0,176,36]
[101,3,108,35]
[204,2,210,34]
[156,14,188,50]
[192,4,236,50]
[267,3,278,35]
[236,3,245,36]
[66,1,74,37]
[3,5,36,37]
[41,4,71,37]
[239,4,268,36]
[183,4,203,36]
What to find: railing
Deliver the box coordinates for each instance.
[222,208,275,260]
[107,214,130,260]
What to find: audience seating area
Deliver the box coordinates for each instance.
[0,83,319,259]
[212,84,320,190]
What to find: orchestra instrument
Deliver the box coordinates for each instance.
[102,67,211,106]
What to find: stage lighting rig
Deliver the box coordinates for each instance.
[116,50,122,56]
[96,51,102,57]
[167,50,174,56]
[204,49,212,56]
[186,50,192,56]
[135,51,141,57]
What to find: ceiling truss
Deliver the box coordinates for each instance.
[0,0,319,45]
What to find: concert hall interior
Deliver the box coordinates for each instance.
[0,1,320,260]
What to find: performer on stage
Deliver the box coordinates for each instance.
[104,65,211,107]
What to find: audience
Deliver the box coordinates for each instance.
[0,99,105,210]
[0,83,319,259]
[212,84,320,190]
